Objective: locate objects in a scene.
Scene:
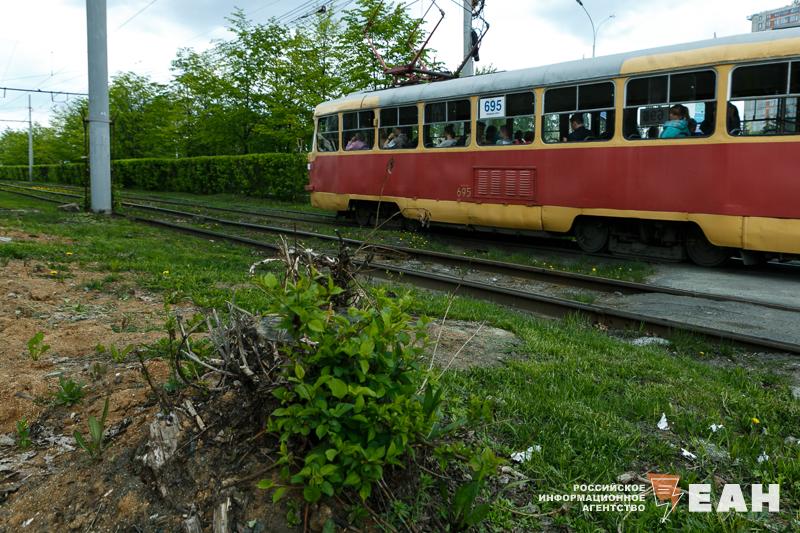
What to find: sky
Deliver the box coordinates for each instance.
[0,0,780,127]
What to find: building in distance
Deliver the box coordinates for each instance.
[749,1,800,32]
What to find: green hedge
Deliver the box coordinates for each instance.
[0,153,308,200]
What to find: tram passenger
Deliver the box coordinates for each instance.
[659,104,690,139]
[565,114,590,142]
[383,127,408,149]
[513,130,524,145]
[727,103,742,135]
[497,125,514,145]
[436,124,458,148]
[345,132,369,150]
[523,131,534,144]
[475,121,486,145]
[485,125,498,144]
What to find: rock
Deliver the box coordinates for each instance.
[0,434,15,447]
[308,504,333,532]
[616,472,638,484]
[57,203,81,212]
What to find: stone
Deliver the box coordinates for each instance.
[308,504,333,532]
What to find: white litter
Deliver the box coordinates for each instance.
[657,413,669,431]
[710,424,724,433]
[631,337,671,347]
[757,451,770,463]
[681,448,697,460]
[511,445,542,463]
[0,237,12,243]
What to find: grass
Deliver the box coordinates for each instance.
[1,190,797,531]
[9,180,655,283]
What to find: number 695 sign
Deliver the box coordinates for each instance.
[479,96,505,119]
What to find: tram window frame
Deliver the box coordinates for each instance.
[623,69,717,140]
[424,99,471,149]
[542,81,616,144]
[476,91,535,147]
[728,61,800,137]
[379,105,419,150]
[316,114,339,153]
[342,110,376,151]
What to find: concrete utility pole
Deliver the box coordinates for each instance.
[86,0,112,213]
[462,0,474,76]
[27,95,33,181]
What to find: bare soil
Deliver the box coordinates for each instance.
[0,252,518,532]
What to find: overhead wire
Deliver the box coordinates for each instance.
[117,0,162,30]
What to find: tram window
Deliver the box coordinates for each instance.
[424,99,471,149]
[729,62,799,136]
[342,110,375,151]
[624,70,716,140]
[379,105,419,150]
[316,115,339,152]
[543,82,615,143]
[477,91,535,146]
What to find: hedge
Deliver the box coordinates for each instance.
[0,153,308,200]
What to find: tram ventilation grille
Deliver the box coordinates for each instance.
[474,167,536,201]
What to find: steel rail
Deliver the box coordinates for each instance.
[3,182,799,314]
[2,183,799,354]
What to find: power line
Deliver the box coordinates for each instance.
[117,0,161,29]
[0,86,88,97]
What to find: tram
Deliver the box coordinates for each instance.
[307,29,800,266]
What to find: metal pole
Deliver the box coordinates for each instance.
[575,0,596,58]
[27,95,33,181]
[462,0,474,76]
[86,0,112,213]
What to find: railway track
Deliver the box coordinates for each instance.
[3,182,800,355]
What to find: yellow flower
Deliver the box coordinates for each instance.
[162,270,170,276]
[49,270,58,275]
[592,267,597,272]
[752,417,760,424]
[699,351,705,356]
[65,251,73,256]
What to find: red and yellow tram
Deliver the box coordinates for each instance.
[308,29,800,266]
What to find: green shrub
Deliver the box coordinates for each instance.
[0,153,308,200]
[73,397,110,461]
[16,418,32,450]
[255,272,441,503]
[54,376,85,406]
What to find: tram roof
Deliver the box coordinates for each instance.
[315,27,800,115]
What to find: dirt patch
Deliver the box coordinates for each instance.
[425,320,524,371]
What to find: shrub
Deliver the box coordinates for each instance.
[255,272,442,503]
[0,153,308,200]
[16,418,32,450]
[54,376,85,406]
[26,331,50,361]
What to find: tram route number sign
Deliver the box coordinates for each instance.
[640,106,670,127]
[480,96,506,119]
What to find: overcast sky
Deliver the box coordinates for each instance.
[0,0,778,127]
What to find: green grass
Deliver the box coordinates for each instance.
[1,190,797,531]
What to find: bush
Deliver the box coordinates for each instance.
[255,272,441,503]
[0,152,308,200]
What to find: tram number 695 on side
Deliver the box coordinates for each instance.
[456,186,472,199]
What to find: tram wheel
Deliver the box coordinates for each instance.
[685,226,730,267]
[353,204,374,227]
[574,218,609,253]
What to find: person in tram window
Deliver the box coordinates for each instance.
[496,125,514,145]
[436,124,458,148]
[727,102,742,135]
[345,132,369,151]
[383,127,408,149]
[565,113,590,142]
[523,131,534,144]
[476,121,487,145]
[485,125,498,144]
[659,104,690,139]
[513,130,524,144]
